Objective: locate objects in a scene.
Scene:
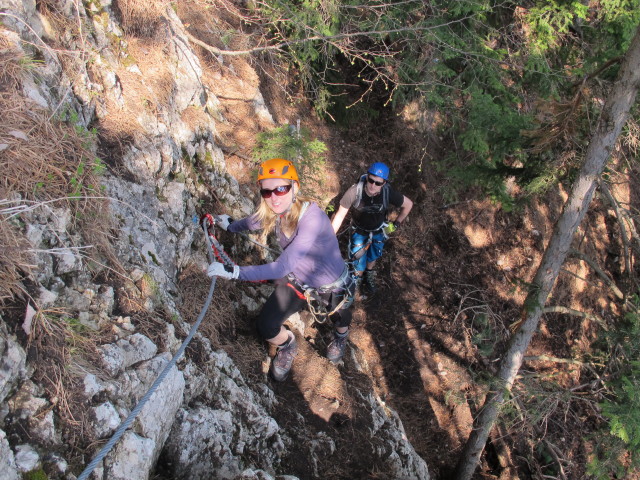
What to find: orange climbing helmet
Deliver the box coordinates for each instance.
[257,158,299,183]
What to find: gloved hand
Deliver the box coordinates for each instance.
[215,214,234,231]
[382,222,397,236]
[207,262,239,279]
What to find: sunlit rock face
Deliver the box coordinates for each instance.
[0,1,430,479]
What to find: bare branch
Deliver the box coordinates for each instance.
[185,15,475,56]
[543,305,607,330]
[523,354,585,366]
[598,180,632,276]
[569,249,625,301]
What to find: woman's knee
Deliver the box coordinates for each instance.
[256,283,304,340]
[256,314,280,340]
[331,308,352,329]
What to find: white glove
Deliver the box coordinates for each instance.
[215,214,233,231]
[207,262,239,279]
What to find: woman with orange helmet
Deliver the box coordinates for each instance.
[207,158,354,381]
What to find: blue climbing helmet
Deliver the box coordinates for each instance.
[367,162,389,181]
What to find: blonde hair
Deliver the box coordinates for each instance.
[254,182,312,242]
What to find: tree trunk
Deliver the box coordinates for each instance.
[453,25,640,480]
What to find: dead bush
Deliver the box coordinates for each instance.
[28,308,101,447]
[115,0,171,37]
[0,43,118,306]
[0,206,32,304]
[177,263,238,348]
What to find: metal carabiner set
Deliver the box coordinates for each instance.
[286,267,356,324]
[200,214,236,267]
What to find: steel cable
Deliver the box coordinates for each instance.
[77,220,219,480]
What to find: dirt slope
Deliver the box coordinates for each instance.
[174,7,623,478]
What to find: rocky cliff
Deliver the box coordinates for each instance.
[0,1,430,479]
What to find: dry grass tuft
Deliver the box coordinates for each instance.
[94,37,174,143]
[0,205,33,304]
[176,263,272,385]
[177,264,238,348]
[29,308,101,447]
[125,37,175,101]
[97,96,147,145]
[132,309,172,351]
[181,105,211,133]
[0,94,95,200]
[221,335,268,385]
[0,42,119,305]
[116,0,171,37]
[0,48,26,91]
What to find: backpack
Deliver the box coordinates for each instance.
[352,174,390,213]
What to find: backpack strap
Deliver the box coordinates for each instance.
[382,182,389,211]
[352,175,367,209]
[353,174,390,212]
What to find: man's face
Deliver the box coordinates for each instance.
[365,174,385,196]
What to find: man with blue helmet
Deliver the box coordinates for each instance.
[331,162,413,293]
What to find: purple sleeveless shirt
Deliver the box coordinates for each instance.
[228,203,346,288]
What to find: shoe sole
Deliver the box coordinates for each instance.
[269,369,290,382]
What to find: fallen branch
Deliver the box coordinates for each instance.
[542,439,568,480]
[598,180,632,275]
[523,354,585,366]
[489,425,521,480]
[569,249,625,300]
[543,305,607,330]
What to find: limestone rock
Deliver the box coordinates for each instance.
[0,325,27,404]
[0,429,20,480]
[97,333,158,376]
[104,431,154,480]
[92,402,121,439]
[14,444,40,473]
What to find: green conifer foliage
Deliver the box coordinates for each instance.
[253,125,327,183]
[253,0,640,204]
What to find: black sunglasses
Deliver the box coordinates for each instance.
[367,176,385,186]
[260,184,292,198]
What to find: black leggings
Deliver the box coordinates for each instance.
[256,277,353,340]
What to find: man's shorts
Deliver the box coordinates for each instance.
[349,230,386,272]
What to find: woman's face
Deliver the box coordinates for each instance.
[260,178,295,215]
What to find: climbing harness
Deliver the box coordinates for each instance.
[348,174,393,262]
[287,264,356,324]
[77,217,225,480]
[347,221,393,261]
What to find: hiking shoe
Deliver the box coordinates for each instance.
[354,274,363,290]
[270,333,298,382]
[327,331,349,363]
[363,270,377,293]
